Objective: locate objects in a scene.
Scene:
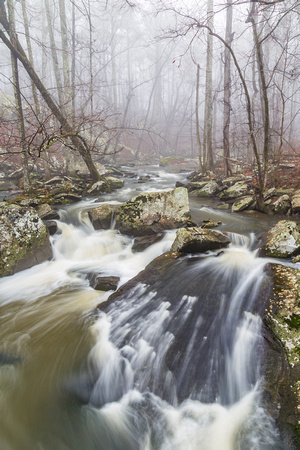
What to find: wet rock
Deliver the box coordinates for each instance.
[201,220,222,228]
[192,180,220,197]
[222,175,246,187]
[43,220,58,235]
[87,181,107,195]
[104,176,124,190]
[273,195,291,215]
[0,204,52,277]
[116,187,191,236]
[36,203,60,221]
[232,196,255,212]
[170,226,230,253]
[263,264,300,446]
[216,202,230,210]
[187,181,210,192]
[88,204,118,230]
[138,175,152,184]
[219,181,248,199]
[53,193,82,204]
[260,220,300,258]
[132,233,164,252]
[89,274,120,291]
[291,191,300,214]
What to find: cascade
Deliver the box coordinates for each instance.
[0,168,289,449]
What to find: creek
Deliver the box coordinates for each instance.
[0,166,294,449]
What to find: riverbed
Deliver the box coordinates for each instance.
[0,166,295,449]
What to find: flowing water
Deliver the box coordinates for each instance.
[0,166,291,449]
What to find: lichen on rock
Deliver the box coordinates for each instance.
[0,204,52,277]
[260,220,300,258]
[115,187,191,236]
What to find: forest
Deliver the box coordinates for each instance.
[0,0,299,204]
[1,1,300,448]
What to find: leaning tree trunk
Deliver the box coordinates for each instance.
[7,0,30,192]
[0,4,101,183]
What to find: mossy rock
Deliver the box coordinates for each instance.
[260,220,300,258]
[0,204,52,277]
[116,187,191,236]
[159,156,187,167]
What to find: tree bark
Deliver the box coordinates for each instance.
[223,0,233,177]
[196,64,204,172]
[203,0,214,171]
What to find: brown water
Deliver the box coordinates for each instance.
[0,167,289,449]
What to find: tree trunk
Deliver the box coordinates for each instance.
[7,0,30,191]
[0,5,101,183]
[223,0,233,177]
[44,0,64,107]
[196,64,204,172]
[203,0,214,171]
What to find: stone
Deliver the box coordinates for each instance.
[222,175,246,187]
[43,220,58,235]
[89,275,120,291]
[232,196,255,212]
[219,181,248,199]
[263,187,277,200]
[263,264,300,443]
[187,181,210,192]
[193,181,220,197]
[104,176,124,190]
[260,220,300,258]
[53,193,82,203]
[88,204,118,230]
[170,226,230,253]
[273,195,291,215]
[116,187,191,236]
[0,204,52,277]
[201,220,222,228]
[37,203,60,221]
[132,233,164,252]
[87,181,107,195]
[291,191,300,214]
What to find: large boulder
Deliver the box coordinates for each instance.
[89,204,119,230]
[170,226,230,253]
[103,176,124,190]
[115,187,191,236]
[192,180,220,197]
[219,181,249,199]
[0,203,52,277]
[291,191,300,214]
[260,220,300,258]
[232,196,255,212]
[273,195,291,215]
[263,264,300,446]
